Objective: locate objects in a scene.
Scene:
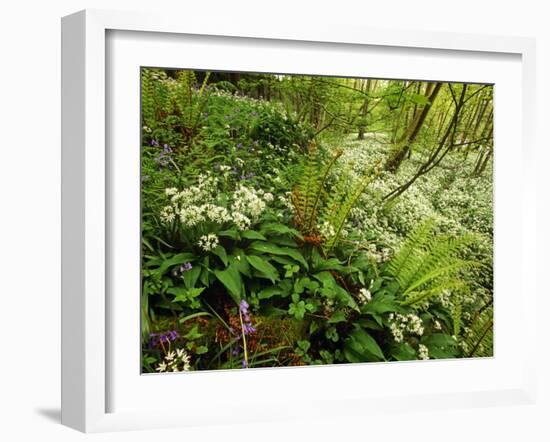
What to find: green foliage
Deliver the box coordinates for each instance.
[291,148,378,256]
[461,306,493,357]
[140,68,493,373]
[386,219,480,307]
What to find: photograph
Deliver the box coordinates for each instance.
[140,68,494,373]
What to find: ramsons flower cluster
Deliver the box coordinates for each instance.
[388,313,425,343]
[155,348,192,373]
[159,173,275,249]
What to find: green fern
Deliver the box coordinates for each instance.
[387,220,480,307]
[462,307,493,357]
[291,147,342,236]
[141,68,172,131]
[320,169,377,255]
[174,70,211,143]
[291,149,378,255]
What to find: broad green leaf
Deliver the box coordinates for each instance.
[248,241,308,269]
[328,310,347,324]
[260,222,302,239]
[241,230,267,241]
[344,327,385,362]
[156,253,195,274]
[211,245,229,267]
[214,264,243,304]
[313,271,336,287]
[218,229,240,240]
[183,265,201,289]
[246,255,279,283]
[390,342,417,361]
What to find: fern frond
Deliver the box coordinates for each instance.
[401,279,467,307]
[399,234,477,290]
[292,147,341,236]
[321,168,377,255]
[176,70,197,129]
[462,307,493,357]
[451,294,463,337]
[387,219,435,278]
[388,219,480,309]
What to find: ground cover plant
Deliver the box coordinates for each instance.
[141,68,494,372]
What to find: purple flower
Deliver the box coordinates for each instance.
[239,299,249,313]
[242,359,248,369]
[243,324,256,334]
[239,300,255,336]
[150,139,159,147]
[149,330,179,348]
[236,143,243,149]
[239,172,254,180]
[163,144,173,153]
[179,262,193,272]
[154,153,170,167]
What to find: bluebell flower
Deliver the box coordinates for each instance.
[149,330,179,348]
[179,262,193,272]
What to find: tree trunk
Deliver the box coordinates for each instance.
[385,82,443,172]
[384,84,468,201]
[357,79,373,140]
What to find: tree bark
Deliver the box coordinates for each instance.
[384,82,443,172]
[384,84,468,201]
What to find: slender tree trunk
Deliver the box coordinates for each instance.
[357,79,373,140]
[385,82,443,172]
[384,84,468,201]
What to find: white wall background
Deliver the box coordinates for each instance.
[0,1,547,440]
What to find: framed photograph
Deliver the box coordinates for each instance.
[61,9,537,432]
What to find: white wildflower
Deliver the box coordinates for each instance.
[198,233,219,251]
[156,348,191,373]
[160,206,176,223]
[358,288,372,305]
[389,313,424,343]
[418,344,429,360]
[318,221,336,239]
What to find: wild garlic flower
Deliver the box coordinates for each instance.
[388,313,425,343]
[232,185,266,220]
[318,221,336,239]
[418,344,429,360]
[198,233,219,251]
[155,347,191,373]
[232,212,251,230]
[159,175,271,233]
[357,288,372,305]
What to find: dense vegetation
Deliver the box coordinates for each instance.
[140,68,493,373]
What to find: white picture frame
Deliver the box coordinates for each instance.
[61,9,537,433]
